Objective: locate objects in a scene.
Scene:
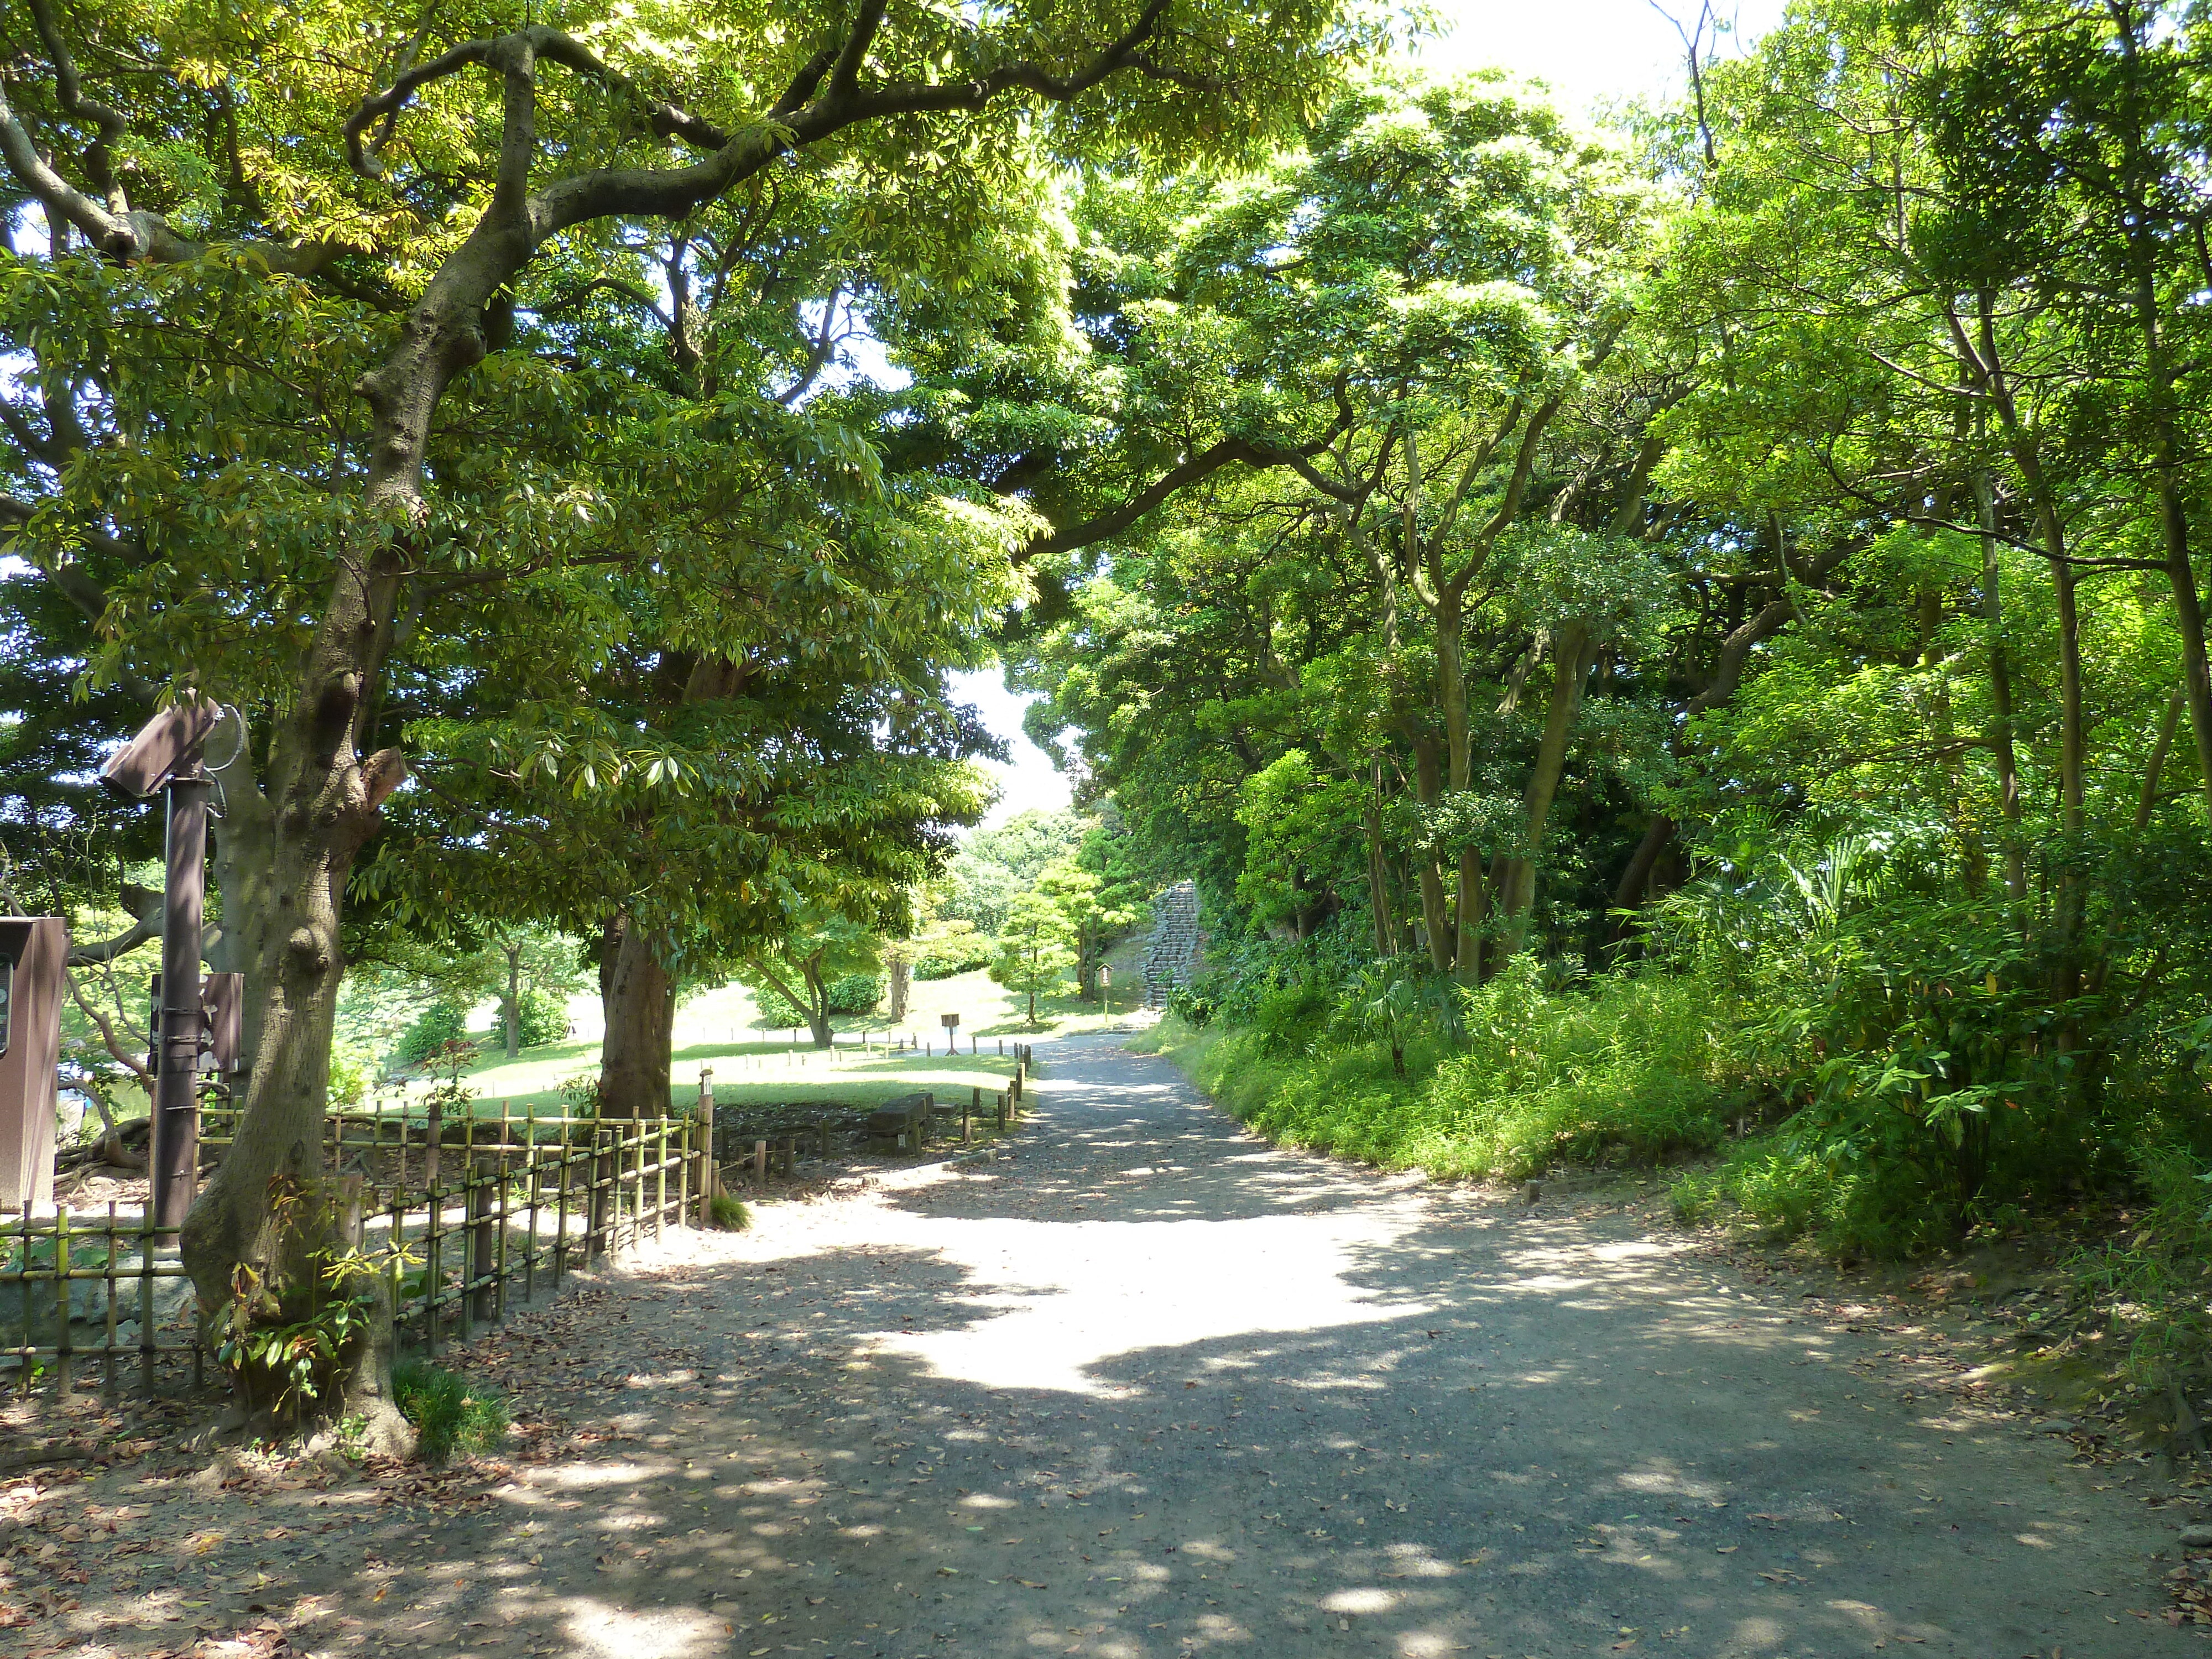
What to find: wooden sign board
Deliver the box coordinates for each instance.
[0,917,67,1213]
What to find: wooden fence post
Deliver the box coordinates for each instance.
[966,1087,977,1143]
[698,1068,717,1224]
[753,1138,767,1184]
[522,1100,539,1303]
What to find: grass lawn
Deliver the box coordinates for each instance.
[363,962,1135,1119]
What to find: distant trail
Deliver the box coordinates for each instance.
[35,1031,2188,1658]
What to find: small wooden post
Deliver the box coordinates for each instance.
[523,1100,539,1302]
[492,1102,511,1324]
[137,1206,155,1395]
[654,1104,669,1239]
[102,1201,118,1397]
[753,1138,768,1184]
[698,1068,717,1224]
[424,1155,444,1358]
[466,1173,491,1332]
[387,1193,406,1343]
[996,1090,1007,1131]
[966,1087,977,1143]
[553,1113,572,1287]
[53,1208,71,1394]
[424,1097,444,1194]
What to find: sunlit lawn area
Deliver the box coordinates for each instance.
[364,959,1146,1118]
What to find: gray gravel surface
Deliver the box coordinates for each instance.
[28,1031,2193,1658]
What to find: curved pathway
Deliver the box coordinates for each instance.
[35,1032,2190,1658]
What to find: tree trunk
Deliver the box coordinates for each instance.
[503,943,523,1060]
[599,914,675,1120]
[888,956,910,1021]
[179,669,408,1449]
[1975,469,2029,910]
[2136,689,2185,831]
[1453,847,1486,985]
[1364,772,1396,958]
[802,958,833,1050]
[1412,737,1452,973]
[1495,624,1594,957]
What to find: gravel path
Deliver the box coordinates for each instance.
[26,1031,2194,1657]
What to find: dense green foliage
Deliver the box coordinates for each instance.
[1030,0,2212,1289]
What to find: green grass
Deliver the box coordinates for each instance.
[709,1194,751,1230]
[392,1359,509,1462]
[359,967,1057,1118]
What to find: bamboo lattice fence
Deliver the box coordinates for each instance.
[4,1047,1036,1400]
[4,1099,703,1398]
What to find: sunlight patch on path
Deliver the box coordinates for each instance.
[855,1206,1438,1395]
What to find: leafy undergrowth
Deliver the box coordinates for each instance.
[392,1358,510,1463]
[1134,962,1753,1182]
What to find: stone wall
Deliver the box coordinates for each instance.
[1143,881,1203,1008]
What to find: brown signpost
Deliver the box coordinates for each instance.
[0,916,67,1213]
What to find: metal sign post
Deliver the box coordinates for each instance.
[152,773,211,1227]
[100,698,223,1229]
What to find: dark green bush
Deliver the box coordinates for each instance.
[396,999,475,1066]
[825,973,885,1014]
[915,938,994,979]
[517,987,570,1048]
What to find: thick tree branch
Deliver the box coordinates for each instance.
[1022,429,1349,561]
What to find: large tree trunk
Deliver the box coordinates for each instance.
[888,955,910,1021]
[503,942,523,1060]
[1364,768,1397,959]
[1494,624,1595,957]
[1976,469,2029,910]
[1412,737,1452,973]
[599,914,676,1120]
[179,604,409,1448]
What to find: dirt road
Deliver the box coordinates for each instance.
[27,1032,2197,1657]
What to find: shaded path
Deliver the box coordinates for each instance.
[35,1034,2189,1657]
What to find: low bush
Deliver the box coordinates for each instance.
[709,1193,752,1230]
[915,938,993,980]
[516,986,570,1048]
[2070,1144,2212,1383]
[392,1359,508,1462]
[825,973,885,1014]
[395,999,475,1066]
[1161,956,1753,1181]
[328,1039,375,1107]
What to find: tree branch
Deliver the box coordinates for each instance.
[1022,430,1349,561]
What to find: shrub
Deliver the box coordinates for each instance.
[392,1359,509,1462]
[915,938,994,979]
[710,1193,751,1230]
[825,973,885,1015]
[2072,1144,2212,1381]
[517,986,570,1048]
[752,985,807,1029]
[1171,956,1750,1182]
[396,999,475,1066]
[328,1039,374,1107]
